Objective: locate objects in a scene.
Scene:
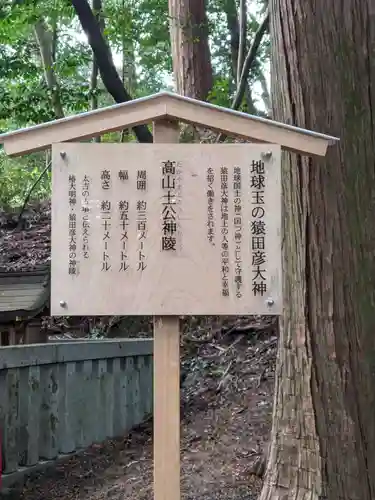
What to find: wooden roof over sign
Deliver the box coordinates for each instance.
[0,91,339,157]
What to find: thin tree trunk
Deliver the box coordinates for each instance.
[261,1,375,499]
[91,0,104,143]
[121,0,136,96]
[258,68,270,115]
[34,19,64,119]
[223,0,255,112]
[91,0,103,112]
[236,0,246,86]
[168,0,213,99]
[231,11,269,111]
[120,0,136,142]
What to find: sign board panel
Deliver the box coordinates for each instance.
[51,143,282,316]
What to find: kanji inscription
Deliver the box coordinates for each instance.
[51,143,281,316]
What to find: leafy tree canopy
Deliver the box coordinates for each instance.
[0,0,269,208]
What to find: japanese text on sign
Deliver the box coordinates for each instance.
[250,160,267,297]
[52,143,281,316]
[161,160,178,251]
[68,174,77,275]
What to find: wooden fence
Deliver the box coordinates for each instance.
[0,339,153,486]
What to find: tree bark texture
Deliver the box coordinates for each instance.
[168,0,213,99]
[261,2,375,499]
[34,19,64,119]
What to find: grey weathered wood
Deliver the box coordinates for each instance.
[104,359,115,438]
[0,339,153,488]
[0,370,7,457]
[39,365,59,460]
[81,360,96,447]
[18,366,40,466]
[125,357,135,431]
[0,339,152,370]
[145,356,153,415]
[112,358,124,437]
[96,359,107,442]
[18,369,28,466]
[26,366,41,465]
[0,269,49,323]
[58,362,75,454]
[137,356,147,419]
[4,369,20,473]
[72,361,84,449]
[134,357,142,423]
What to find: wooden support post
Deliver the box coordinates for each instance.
[8,325,16,345]
[153,119,181,500]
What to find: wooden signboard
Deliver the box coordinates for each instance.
[50,142,282,317]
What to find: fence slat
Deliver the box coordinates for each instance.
[81,360,96,447]
[137,356,147,420]
[125,357,135,431]
[58,362,76,454]
[97,360,107,442]
[39,365,59,460]
[145,356,153,416]
[3,369,19,473]
[105,359,115,439]
[19,366,41,466]
[133,357,142,424]
[112,358,125,437]
[0,370,8,471]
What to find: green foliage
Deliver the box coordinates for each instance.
[207,77,232,108]
[0,152,51,210]
[0,0,270,208]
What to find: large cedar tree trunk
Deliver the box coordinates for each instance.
[261,1,375,499]
[168,0,213,99]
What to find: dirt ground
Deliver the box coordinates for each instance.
[3,329,276,500]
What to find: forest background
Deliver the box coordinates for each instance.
[0,0,269,209]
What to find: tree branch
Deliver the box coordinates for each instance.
[17,161,51,226]
[223,0,256,114]
[216,10,269,143]
[232,10,269,111]
[236,0,247,85]
[258,68,271,114]
[71,0,153,143]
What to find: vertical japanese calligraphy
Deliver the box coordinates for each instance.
[68,174,77,275]
[220,167,229,297]
[161,160,177,251]
[250,160,267,296]
[233,167,242,298]
[137,201,147,270]
[81,175,90,260]
[118,200,129,272]
[137,170,147,190]
[100,200,111,271]
[174,161,183,251]
[206,167,215,245]
[101,169,111,190]
[118,169,129,181]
